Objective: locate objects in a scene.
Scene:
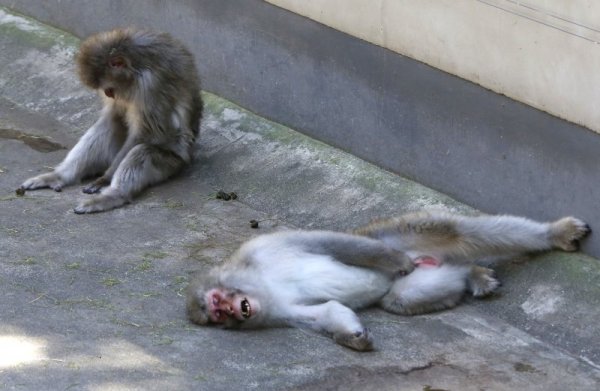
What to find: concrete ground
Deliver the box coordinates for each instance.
[1,8,599,391]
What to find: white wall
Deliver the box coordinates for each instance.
[266,0,600,134]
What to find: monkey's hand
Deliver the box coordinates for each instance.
[549,217,591,252]
[20,172,65,192]
[334,329,374,351]
[393,251,416,276]
[82,176,110,194]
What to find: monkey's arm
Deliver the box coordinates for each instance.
[21,109,121,192]
[286,231,414,275]
[355,211,591,263]
[288,301,373,351]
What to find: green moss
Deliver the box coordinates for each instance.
[0,7,79,50]
[155,336,174,346]
[514,362,537,373]
[102,277,121,287]
[143,251,168,260]
[133,259,153,272]
[164,198,184,209]
[5,228,19,236]
[12,257,36,265]
[200,92,462,211]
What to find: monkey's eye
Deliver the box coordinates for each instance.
[241,298,251,319]
[109,56,126,68]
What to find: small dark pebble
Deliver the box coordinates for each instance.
[15,187,25,196]
[249,219,259,229]
[216,190,231,200]
[216,190,237,201]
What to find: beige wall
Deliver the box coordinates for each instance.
[266,0,600,134]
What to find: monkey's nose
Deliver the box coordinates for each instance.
[104,88,115,98]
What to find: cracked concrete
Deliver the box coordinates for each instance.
[1,8,599,391]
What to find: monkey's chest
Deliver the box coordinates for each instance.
[273,260,391,309]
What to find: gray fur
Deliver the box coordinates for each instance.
[187,210,590,351]
[19,28,203,213]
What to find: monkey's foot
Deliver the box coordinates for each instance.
[334,328,374,351]
[380,292,463,316]
[21,172,65,192]
[74,190,128,214]
[468,266,500,297]
[82,176,110,194]
[550,217,592,252]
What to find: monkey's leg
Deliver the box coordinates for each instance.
[379,265,470,315]
[290,301,373,351]
[81,133,138,194]
[357,211,591,263]
[74,144,184,214]
[21,112,124,192]
[285,231,414,275]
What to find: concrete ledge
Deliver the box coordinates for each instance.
[2,0,600,259]
[1,6,599,390]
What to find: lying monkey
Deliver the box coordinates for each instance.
[187,210,590,351]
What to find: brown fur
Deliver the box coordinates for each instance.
[20,28,204,213]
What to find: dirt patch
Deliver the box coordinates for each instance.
[0,127,65,152]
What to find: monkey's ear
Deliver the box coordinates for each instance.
[108,56,127,68]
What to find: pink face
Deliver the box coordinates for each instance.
[205,288,258,324]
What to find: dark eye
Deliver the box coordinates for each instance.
[109,56,126,68]
[241,298,251,319]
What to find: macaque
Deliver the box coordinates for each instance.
[187,210,590,351]
[19,28,203,213]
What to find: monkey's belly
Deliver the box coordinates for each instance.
[283,259,391,309]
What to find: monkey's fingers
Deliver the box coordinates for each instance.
[82,177,110,194]
[21,172,65,192]
[334,328,374,351]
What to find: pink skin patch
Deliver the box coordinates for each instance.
[413,255,441,268]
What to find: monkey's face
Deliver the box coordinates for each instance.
[204,288,259,327]
[76,31,136,98]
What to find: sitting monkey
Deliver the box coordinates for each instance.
[19,28,203,213]
[187,210,590,351]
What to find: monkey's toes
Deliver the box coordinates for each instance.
[551,217,591,251]
[469,267,501,297]
[471,275,501,297]
[334,328,374,352]
[82,184,102,194]
[75,192,128,214]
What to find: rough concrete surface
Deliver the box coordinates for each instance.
[0,8,599,391]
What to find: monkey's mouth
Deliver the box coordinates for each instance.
[104,88,115,98]
[241,298,251,319]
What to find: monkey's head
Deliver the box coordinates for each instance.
[76,28,139,99]
[186,275,260,329]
